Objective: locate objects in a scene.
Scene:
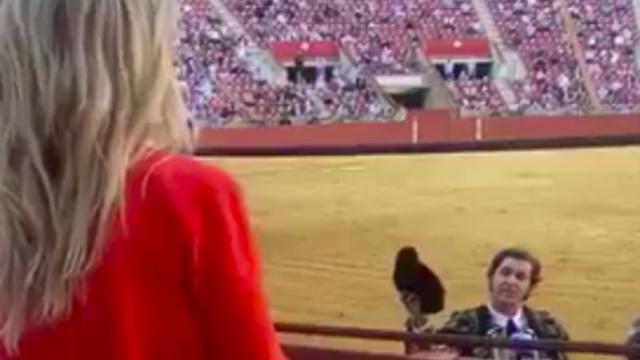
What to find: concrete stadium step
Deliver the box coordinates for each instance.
[471,0,526,80]
[632,0,640,82]
[213,0,285,84]
[494,78,518,109]
[633,0,640,36]
[471,0,505,48]
[471,0,524,110]
[558,0,604,113]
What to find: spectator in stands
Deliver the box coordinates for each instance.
[0,0,286,359]
[404,248,570,359]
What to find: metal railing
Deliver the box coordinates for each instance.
[277,322,640,358]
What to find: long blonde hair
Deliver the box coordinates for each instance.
[0,0,192,351]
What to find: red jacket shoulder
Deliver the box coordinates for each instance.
[135,150,238,195]
[125,150,245,247]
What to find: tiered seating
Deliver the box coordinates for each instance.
[226,0,484,75]
[178,1,328,126]
[450,79,506,115]
[179,0,396,126]
[177,0,640,126]
[487,0,590,113]
[224,0,503,115]
[568,0,640,112]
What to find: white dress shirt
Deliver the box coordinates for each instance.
[487,303,528,331]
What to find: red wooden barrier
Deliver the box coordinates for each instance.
[409,111,476,143]
[196,112,640,151]
[198,121,410,149]
[481,114,640,141]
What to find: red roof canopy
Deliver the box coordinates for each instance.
[422,37,491,59]
[270,40,340,63]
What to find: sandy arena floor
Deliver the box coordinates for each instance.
[207,146,640,357]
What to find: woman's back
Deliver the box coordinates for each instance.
[1,150,285,359]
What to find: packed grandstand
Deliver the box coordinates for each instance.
[176,0,640,128]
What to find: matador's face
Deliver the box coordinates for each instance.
[489,257,533,308]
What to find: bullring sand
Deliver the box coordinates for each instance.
[207,146,640,357]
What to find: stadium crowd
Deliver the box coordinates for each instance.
[176,0,640,126]
[177,0,395,127]
[487,0,591,114]
[228,0,483,75]
[568,0,640,112]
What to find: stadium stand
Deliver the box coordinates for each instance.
[176,0,640,127]
[568,0,640,112]
[486,0,591,114]
[178,0,396,127]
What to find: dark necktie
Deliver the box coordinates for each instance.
[506,318,519,337]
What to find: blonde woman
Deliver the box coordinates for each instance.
[0,0,286,359]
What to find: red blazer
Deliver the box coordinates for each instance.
[2,150,287,360]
